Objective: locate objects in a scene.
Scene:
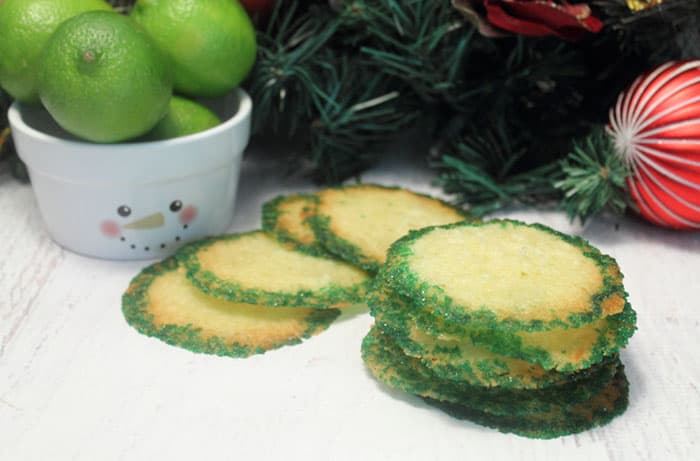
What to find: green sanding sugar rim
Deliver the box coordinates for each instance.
[176,230,371,308]
[309,213,380,273]
[367,281,581,389]
[368,296,577,389]
[382,219,629,332]
[370,275,637,373]
[412,301,637,373]
[361,327,622,418]
[121,256,341,358]
[310,183,474,274]
[422,363,629,439]
[261,193,333,258]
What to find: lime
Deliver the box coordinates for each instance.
[38,11,173,143]
[0,0,113,103]
[131,0,257,97]
[142,96,221,140]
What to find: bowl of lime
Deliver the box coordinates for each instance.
[9,90,252,260]
[2,2,257,260]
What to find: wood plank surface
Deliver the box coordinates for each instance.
[1,146,698,461]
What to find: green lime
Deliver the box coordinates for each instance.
[143,96,221,140]
[38,11,173,143]
[0,0,113,103]
[131,0,257,97]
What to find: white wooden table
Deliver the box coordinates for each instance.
[1,144,699,461]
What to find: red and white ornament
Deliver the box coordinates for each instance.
[608,60,700,230]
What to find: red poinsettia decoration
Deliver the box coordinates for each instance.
[452,0,603,41]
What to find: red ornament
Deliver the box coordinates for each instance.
[608,60,700,230]
[452,0,603,40]
[483,0,603,40]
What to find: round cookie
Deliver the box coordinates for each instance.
[311,184,468,272]
[361,326,621,417]
[177,231,370,308]
[371,275,636,373]
[382,219,627,331]
[122,257,341,357]
[424,365,629,439]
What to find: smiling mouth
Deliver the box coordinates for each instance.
[123,212,165,230]
[119,222,191,252]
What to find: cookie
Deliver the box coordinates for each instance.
[178,231,370,308]
[382,219,627,331]
[122,257,341,357]
[311,184,468,272]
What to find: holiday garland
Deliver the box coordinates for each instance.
[1,0,698,225]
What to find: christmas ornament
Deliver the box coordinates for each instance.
[626,0,665,12]
[608,60,700,230]
[452,0,603,40]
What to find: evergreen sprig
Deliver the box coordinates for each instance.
[309,55,420,182]
[555,128,630,223]
[346,0,474,105]
[433,121,562,216]
[248,0,419,182]
[247,2,341,136]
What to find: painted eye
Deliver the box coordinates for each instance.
[117,205,131,217]
[169,200,183,212]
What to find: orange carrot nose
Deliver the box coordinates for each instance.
[123,212,164,230]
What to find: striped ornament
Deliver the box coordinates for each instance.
[608,60,700,230]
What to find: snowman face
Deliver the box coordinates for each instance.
[99,199,198,253]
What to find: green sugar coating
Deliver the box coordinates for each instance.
[371,273,637,373]
[382,219,628,332]
[309,213,375,271]
[122,257,341,358]
[361,326,621,417]
[177,231,371,308]
[424,364,629,439]
[310,184,473,273]
[261,193,333,258]
[367,283,577,389]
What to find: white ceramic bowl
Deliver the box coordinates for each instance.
[9,89,251,260]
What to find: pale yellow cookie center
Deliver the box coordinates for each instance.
[322,189,464,264]
[197,232,367,292]
[148,269,318,344]
[407,225,603,319]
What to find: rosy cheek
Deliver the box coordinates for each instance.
[179,205,197,224]
[100,220,121,238]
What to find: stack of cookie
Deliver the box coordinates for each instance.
[363,219,636,438]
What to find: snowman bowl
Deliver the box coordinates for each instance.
[8,89,251,260]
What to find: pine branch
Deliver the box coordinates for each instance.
[341,0,474,106]
[246,2,340,136]
[432,121,562,216]
[554,127,630,223]
[308,55,420,182]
